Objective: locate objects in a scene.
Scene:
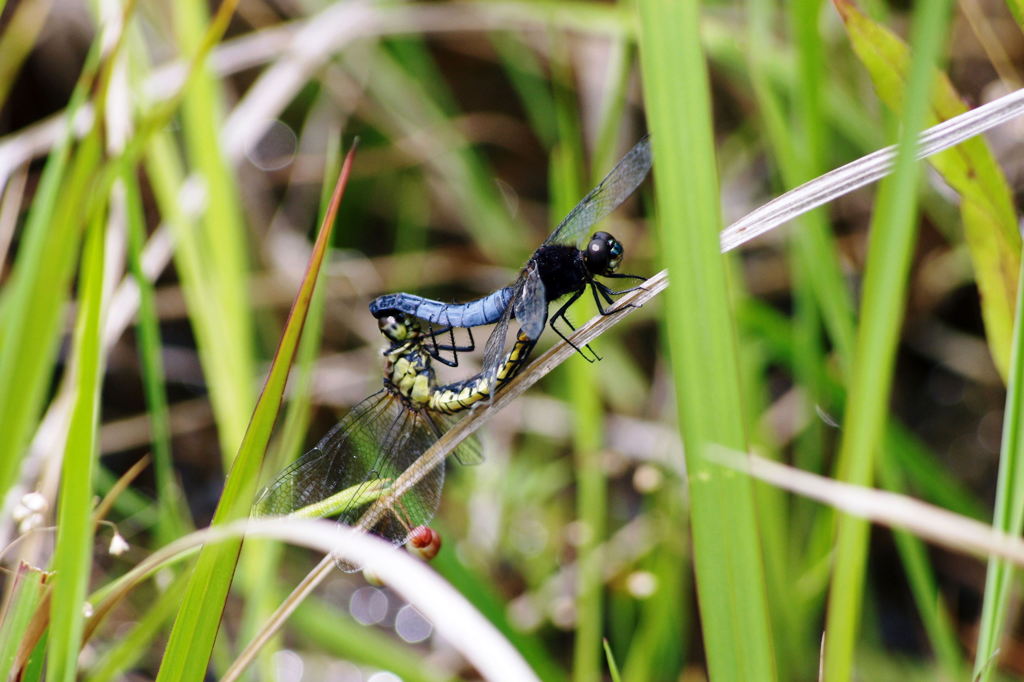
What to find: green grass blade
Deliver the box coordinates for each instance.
[0,85,101,499]
[549,99,605,682]
[603,638,622,682]
[122,169,188,545]
[154,143,358,682]
[746,2,835,675]
[45,209,107,682]
[824,1,955,678]
[637,0,776,678]
[174,0,256,461]
[877,459,964,677]
[973,207,1024,679]
[0,565,47,678]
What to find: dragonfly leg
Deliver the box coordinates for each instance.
[593,281,642,314]
[601,272,648,295]
[550,289,601,362]
[424,325,475,367]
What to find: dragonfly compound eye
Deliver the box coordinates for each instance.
[586,231,624,275]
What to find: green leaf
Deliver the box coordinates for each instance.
[836,0,1020,379]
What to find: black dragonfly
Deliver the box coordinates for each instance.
[369,135,652,386]
[253,311,534,566]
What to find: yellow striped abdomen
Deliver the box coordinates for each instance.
[428,331,535,415]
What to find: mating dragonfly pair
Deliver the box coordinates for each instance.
[255,135,652,563]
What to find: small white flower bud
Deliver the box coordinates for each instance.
[109,532,129,556]
[21,492,48,514]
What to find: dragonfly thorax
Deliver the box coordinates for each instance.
[381,315,437,406]
[534,243,589,302]
[385,345,435,405]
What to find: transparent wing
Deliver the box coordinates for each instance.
[513,261,547,341]
[479,260,546,392]
[429,410,484,466]
[254,391,392,516]
[253,390,445,553]
[544,135,652,248]
[480,284,518,392]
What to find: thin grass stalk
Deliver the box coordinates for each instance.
[549,76,604,682]
[570,34,635,682]
[720,85,1024,252]
[876,459,964,677]
[972,206,1024,681]
[545,35,611,682]
[122,170,187,546]
[823,1,955,678]
[46,212,106,682]
[168,518,544,681]
[717,451,1024,565]
[637,0,777,678]
[87,515,536,681]
[745,2,818,675]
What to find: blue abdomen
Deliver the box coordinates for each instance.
[370,287,515,328]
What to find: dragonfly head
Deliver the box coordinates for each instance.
[584,231,624,276]
[378,312,421,343]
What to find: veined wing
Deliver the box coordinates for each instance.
[480,260,546,390]
[513,260,547,340]
[543,136,652,248]
[253,390,446,551]
[429,409,484,466]
[480,284,518,393]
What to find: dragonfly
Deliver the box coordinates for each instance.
[253,312,535,566]
[369,135,652,385]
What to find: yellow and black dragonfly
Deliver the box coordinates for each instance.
[253,312,534,563]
